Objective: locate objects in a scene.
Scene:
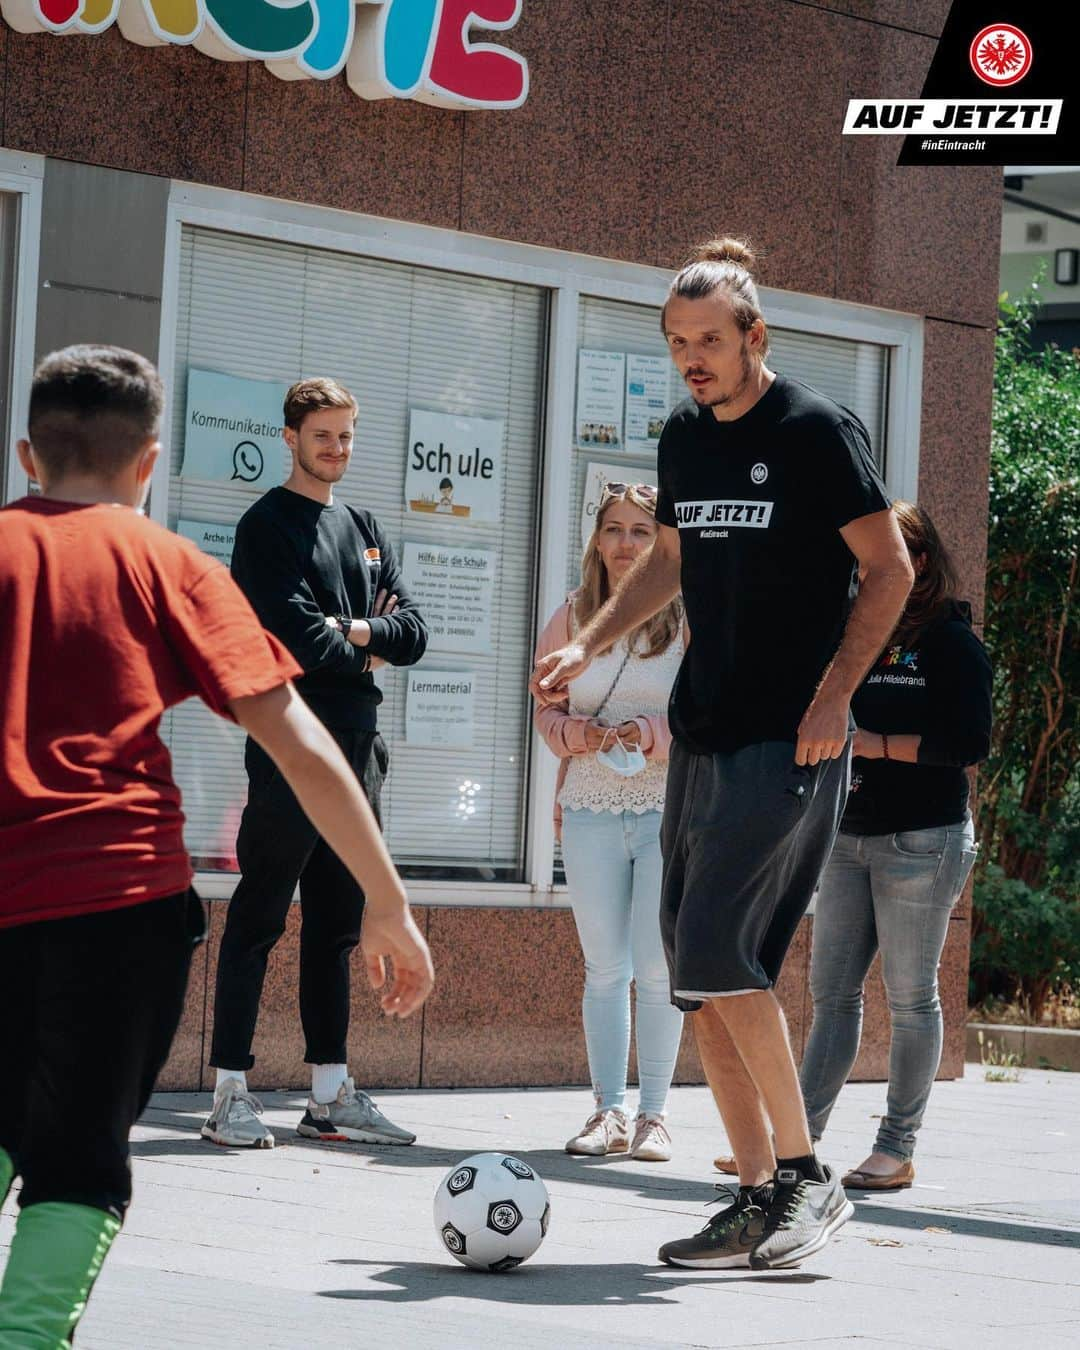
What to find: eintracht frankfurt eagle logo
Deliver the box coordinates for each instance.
[969,24,1032,87]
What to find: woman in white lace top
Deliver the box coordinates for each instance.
[533,482,686,1162]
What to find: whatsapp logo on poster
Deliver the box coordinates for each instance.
[231,441,264,483]
[181,370,290,487]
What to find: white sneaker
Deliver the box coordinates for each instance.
[201,1078,274,1149]
[565,1107,631,1156]
[631,1113,672,1162]
[296,1077,416,1145]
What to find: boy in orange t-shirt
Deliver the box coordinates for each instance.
[0,346,433,1344]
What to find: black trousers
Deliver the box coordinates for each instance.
[209,729,387,1071]
[0,891,202,1218]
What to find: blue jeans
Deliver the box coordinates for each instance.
[561,809,684,1117]
[800,815,978,1161]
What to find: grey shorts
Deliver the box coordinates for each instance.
[660,738,850,1011]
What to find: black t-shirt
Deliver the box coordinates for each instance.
[842,603,992,835]
[655,373,891,753]
[231,486,427,729]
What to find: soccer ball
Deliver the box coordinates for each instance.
[434,1152,550,1272]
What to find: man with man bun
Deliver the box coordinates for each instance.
[534,238,913,1269]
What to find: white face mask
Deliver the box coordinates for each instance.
[596,735,647,778]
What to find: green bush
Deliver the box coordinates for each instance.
[972,283,1080,1019]
[971,865,1080,1019]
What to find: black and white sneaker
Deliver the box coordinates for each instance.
[749,1164,854,1269]
[658,1184,771,1268]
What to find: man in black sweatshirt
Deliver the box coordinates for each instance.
[202,378,427,1150]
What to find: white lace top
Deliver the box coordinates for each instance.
[558,631,684,815]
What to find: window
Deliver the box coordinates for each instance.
[0,193,21,494]
[162,226,547,881]
[154,186,919,902]
[0,157,43,507]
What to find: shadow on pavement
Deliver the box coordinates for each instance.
[851,1198,1080,1249]
[130,1115,716,1201]
[319,1259,828,1305]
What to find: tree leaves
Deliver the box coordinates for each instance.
[972,280,1080,1020]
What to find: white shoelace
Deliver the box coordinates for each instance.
[218,1084,264,1120]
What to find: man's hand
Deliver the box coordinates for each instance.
[796,692,851,766]
[361,903,434,1018]
[530,641,590,706]
[373,589,398,617]
[325,592,400,649]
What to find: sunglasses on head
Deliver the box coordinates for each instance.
[600,481,658,501]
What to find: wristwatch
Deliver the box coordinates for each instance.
[335,613,352,636]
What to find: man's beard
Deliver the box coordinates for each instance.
[297,449,347,483]
[689,343,753,408]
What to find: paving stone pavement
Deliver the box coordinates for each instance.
[2,1067,1078,1349]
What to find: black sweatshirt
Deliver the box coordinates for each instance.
[842,601,992,835]
[231,486,427,730]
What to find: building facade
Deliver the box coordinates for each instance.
[0,0,1001,1092]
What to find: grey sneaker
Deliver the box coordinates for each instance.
[749,1164,854,1269]
[296,1077,416,1145]
[658,1184,770,1268]
[201,1078,274,1149]
[565,1107,630,1156]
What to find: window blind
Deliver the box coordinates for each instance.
[0,193,17,489]
[163,225,547,879]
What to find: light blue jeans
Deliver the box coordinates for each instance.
[800,814,978,1161]
[560,808,684,1118]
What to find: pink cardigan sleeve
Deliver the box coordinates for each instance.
[633,713,673,761]
[532,601,591,757]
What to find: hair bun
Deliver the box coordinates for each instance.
[688,237,757,274]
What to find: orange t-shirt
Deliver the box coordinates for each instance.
[0,497,302,928]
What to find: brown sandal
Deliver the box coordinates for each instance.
[714,1132,777,1175]
[841,1160,915,1191]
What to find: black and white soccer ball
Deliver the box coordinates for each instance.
[434,1152,550,1271]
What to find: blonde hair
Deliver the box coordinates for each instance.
[661,236,770,358]
[283,377,358,431]
[573,486,682,658]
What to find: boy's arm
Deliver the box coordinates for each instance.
[228,682,433,1017]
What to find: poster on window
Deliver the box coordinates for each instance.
[405,671,476,749]
[180,369,289,486]
[624,353,672,456]
[580,461,659,550]
[177,519,238,568]
[402,542,496,655]
[575,349,625,451]
[405,410,504,524]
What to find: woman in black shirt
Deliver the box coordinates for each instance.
[799,502,991,1190]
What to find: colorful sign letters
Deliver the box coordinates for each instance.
[0,0,529,108]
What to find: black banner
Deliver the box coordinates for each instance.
[894,2,1078,165]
